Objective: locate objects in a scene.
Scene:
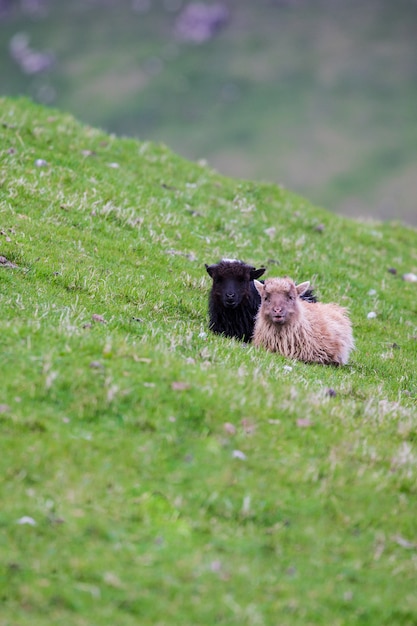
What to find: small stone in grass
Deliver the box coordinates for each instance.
[367,311,377,319]
[210,560,222,572]
[35,158,48,167]
[0,404,11,413]
[17,516,36,526]
[232,449,246,460]
[92,314,106,323]
[392,535,417,549]
[402,273,417,283]
[314,223,325,232]
[171,381,191,391]
[8,562,20,571]
[241,418,256,434]
[224,422,236,435]
[388,267,397,275]
[89,361,103,369]
[326,388,337,397]
[0,256,18,268]
[296,418,312,428]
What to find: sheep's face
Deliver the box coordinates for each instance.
[206,260,265,309]
[255,278,310,325]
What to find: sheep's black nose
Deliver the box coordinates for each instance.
[224,292,237,307]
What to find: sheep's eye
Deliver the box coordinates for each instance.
[288,294,294,301]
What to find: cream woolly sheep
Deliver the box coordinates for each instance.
[253,277,354,365]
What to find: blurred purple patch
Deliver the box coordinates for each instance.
[174,2,229,44]
[9,32,54,75]
[21,0,48,18]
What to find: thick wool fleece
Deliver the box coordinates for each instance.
[205,259,266,342]
[253,278,354,365]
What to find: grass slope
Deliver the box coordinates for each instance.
[1,97,417,626]
[1,0,417,224]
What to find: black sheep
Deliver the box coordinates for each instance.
[205,258,317,342]
[205,259,266,342]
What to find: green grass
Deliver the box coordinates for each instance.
[1,96,417,626]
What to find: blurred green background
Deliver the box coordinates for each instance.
[1,0,416,224]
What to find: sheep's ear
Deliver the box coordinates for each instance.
[205,263,217,277]
[254,280,264,295]
[296,281,311,297]
[250,267,266,280]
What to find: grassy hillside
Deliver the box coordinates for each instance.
[1,97,417,626]
[1,0,417,224]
